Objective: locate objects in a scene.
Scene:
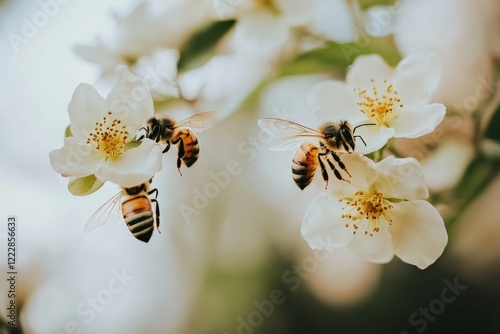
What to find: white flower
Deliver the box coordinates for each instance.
[301,154,448,269]
[179,53,272,119]
[214,0,355,52]
[49,72,163,188]
[391,0,500,110]
[308,50,446,154]
[75,1,211,98]
[133,48,180,100]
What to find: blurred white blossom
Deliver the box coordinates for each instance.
[179,53,272,119]
[392,0,500,109]
[75,0,212,96]
[302,154,448,269]
[214,0,356,53]
[133,48,180,100]
[303,247,381,307]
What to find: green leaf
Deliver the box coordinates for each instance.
[68,174,104,196]
[123,140,142,151]
[278,37,401,78]
[241,37,401,107]
[278,43,351,77]
[358,0,398,10]
[178,20,236,72]
[485,102,500,142]
[446,156,499,232]
[65,125,73,137]
[452,157,497,204]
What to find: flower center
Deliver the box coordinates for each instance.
[86,111,128,159]
[355,79,403,126]
[254,0,278,12]
[339,191,393,236]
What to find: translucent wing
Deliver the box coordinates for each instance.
[84,191,124,233]
[175,111,216,132]
[258,118,325,151]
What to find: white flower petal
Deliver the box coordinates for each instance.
[391,103,446,138]
[105,71,154,131]
[364,5,397,37]
[346,54,394,89]
[390,201,448,269]
[352,124,394,154]
[236,11,290,49]
[302,193,354,248]
[347,221,394,264]
[393,50,442,107]
[375,156,429,201]
[95,139,162,187]
[68,84,106,139]
[422,138,475,193]
[276,0,316,25]
[308,80,365,124]
[309,0,356,43]
[331,154,378,197]
[134,48,180,100]
[49,137,103,178]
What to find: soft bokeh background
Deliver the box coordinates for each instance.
[1,0,499,333]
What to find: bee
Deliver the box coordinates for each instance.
[257,118,374,190]
[84,180,160,243]
[139,111,216,175]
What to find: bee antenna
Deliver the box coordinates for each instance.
[354,135,368,147]
[137,126,149,141]
[353,123,376,133]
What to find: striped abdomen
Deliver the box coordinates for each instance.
[173,129,199,167]
[121,195,154,243]
[292,142,319,190]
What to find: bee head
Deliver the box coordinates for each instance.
[146,117,161,141]
[320,121,356,153]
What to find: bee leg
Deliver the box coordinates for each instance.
[162,142,171,154]
[317,153,329,189]
[148,188,161,233]
[172,137,185,176]
[330,151,352,178]
[326,158,351,183]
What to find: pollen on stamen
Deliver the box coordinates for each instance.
[86,114,129,159]
[355,79,403,126]
[340,191,394,237]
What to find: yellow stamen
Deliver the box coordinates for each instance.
[339,191,394,236]
[86,111,128,159]
[355,79,403,126]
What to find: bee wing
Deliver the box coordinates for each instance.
[175,111,216,132]
[84,191,123,233]
[258,118,325,151]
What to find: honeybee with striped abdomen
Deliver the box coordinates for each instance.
[258,118,374,190]
[85,180,160,243]
[140,111,216,175]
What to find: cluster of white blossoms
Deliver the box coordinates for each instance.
[301,50,448,269]
[49,71,163,192]
[50,0,460,272]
